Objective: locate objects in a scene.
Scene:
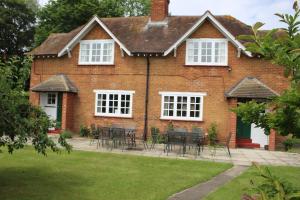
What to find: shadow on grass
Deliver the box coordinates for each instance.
[0,166,89,200]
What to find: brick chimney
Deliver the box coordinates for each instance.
[151,0,170,22]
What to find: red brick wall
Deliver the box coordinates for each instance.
[29,19,289,142]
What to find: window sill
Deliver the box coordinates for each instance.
[78,63,115,66]
[94,114,133,119]
[160,117,204,122]
[184,64,229,67]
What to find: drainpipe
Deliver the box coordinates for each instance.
[143,56,150,141]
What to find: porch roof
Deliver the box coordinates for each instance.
[225,77,279,99]
[31,74,78,93]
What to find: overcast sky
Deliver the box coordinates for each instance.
[38,0,295,29]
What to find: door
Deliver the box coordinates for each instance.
[237,117,251,139]
[40,92,58,121]
[251,124,269,148]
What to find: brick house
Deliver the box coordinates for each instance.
[29,0,289,150]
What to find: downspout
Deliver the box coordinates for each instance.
[143,56,150,141]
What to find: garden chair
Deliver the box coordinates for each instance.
[123,124,136,148]
[149,127,159,150]
[89,124,100,146]
[111,128,126,151]
[165,129,187,156]
[191,127,205,152]
[99,126,111,149]
[210,132,232,157]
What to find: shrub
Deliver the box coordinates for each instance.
[243,163,300,200]
[282,136,295,151]
[167,121,174,131]
[60,130,73,139]
[79,125,90,137]
[208,123,218,146]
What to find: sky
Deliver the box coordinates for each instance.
[38,0,295,29]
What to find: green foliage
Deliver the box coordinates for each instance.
[233,88,300,137]
[243,163,300,200]
[233,101,271,135]
[208,123,218,146]
[235,2,300,138]
[166,121,174,131]
[35,0,150,46]
[282,136,296,152]
[60,130,73,139]
[239,1,300,85]
[79,125,90,137]
[0,56,71,155]
[0,0,37,57]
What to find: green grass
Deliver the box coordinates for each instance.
[0,147,231,200]
[204,166,300,200]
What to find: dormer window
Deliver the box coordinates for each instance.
[79,40,114,65]
[186,39,228,66]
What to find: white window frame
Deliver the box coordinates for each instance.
[94,90,135,118]
[46,92,57,107]
[79,39,115,65]
[159,92,207,121]
[185,38,228,66]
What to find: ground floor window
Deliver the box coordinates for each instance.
[159,92,206,121]
[94,90,135,118]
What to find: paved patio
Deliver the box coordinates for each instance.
[55,136,300,167]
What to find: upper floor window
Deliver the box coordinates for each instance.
[79,40,114,65]
[94,90,135,118]
[159,92,206,121]
[186,39,228,66]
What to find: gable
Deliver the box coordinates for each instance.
[57,16,131,57]
[189,20,225,39]
[163,11,251,57]
[82,25,112,40]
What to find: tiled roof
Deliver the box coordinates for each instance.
[31,74,78,93]
[29,15,252,55]
[225,77,279,98]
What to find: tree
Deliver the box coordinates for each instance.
[34,0,150,46]
[239,1,300,85]
[0,0,38,58]
[0,56,71,155]
[234,1,300,138]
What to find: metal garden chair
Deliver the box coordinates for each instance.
[111,127,126,151]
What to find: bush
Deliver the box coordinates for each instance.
[282,136,295,151]
[60,130,73,139]
[243,163,300,200]
[208,123,218,146]
[79,125,90,137]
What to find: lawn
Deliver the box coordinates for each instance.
[204,165,300,200]
[0,147,231,200]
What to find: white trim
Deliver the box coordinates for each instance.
[163,11,252,57]
[159,91,207,121]
[185,38,228,66]
[94,90,135,118]
[78,39,115,65]
[58,16,131,57]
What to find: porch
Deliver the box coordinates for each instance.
[30,74,78,131]
[226,77,280,151]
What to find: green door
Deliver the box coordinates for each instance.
[56,93,63,129]
[237,117,251,139]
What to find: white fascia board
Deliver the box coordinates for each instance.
[58,16,131,57]
[163,11,252,57]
